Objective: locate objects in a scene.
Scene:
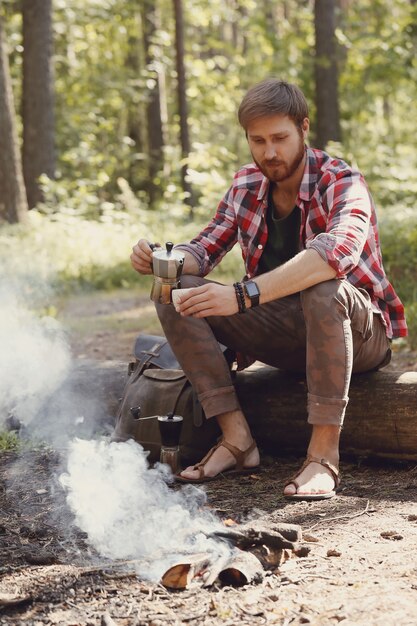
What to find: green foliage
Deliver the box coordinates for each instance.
[379,209,417,305]
[404,303,417,350]
[0,431,21,452]
[0,187,237,296]
[379,209,417,348]
[0,431,53,453]
[1,0,416,350]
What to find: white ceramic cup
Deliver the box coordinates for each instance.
[171,287,193,307]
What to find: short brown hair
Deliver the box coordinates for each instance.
[238,79,309,130]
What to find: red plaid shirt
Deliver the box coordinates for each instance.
[178,147,407,339]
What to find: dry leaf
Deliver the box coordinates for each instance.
[327,549,342,557]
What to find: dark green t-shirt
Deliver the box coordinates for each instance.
[258,187,300,274]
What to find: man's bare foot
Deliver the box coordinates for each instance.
[179,409,260,480]
[283,424,341,497]
[179,439,260,480]
[283,460,337,497]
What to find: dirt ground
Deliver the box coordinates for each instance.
[1,289,417,626]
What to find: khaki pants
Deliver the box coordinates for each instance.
[156,277,391,426]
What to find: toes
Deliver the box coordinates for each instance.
[179,465,198,479]
[283,482,297,496]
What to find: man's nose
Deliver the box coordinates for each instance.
[264,143,277,160]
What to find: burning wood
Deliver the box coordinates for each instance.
[161,549,264,590]
[211,520,302,551]
[160,520,302,590]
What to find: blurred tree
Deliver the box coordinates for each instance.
[173,0,194,214]
[125,16,146,193]
[0,8,28,223]
[22,0,55,208]
[141,0,166,206]
[314,0,341,149]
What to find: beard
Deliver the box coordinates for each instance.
[253,134,306,183]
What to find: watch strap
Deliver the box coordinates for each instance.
[243,280,260,307]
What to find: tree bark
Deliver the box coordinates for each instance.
[141,0,165,206]
[45,360,417,463]
[314,0,341,149]
[0,12,28,223]
[236,366,417,462]
[173,0,194,214]
[22,0,55,209]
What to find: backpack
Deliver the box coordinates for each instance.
[112,334,235,466]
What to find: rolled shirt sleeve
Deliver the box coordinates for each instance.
[176,184,239,276]
[306,172,372,278]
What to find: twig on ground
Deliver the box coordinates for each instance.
[307,500,370,531]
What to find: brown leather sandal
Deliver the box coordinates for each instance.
[175,438,260,484]
[284,455,340,501]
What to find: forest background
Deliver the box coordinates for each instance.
[0,0,416,349]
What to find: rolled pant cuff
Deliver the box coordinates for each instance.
[307,393,349,426]
[198,386,241,419]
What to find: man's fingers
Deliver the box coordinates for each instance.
[130,239,155,275]
[178,295,218,317]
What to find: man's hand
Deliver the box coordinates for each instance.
[174,283,239,318]
[130,239,160,275]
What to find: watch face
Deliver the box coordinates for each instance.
[245,281,260,298]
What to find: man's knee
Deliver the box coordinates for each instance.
[179,274,205,289]
[301,280,348,316]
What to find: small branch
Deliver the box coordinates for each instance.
[307,499,370,531]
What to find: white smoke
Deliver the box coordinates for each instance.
[60,438,231,581]
[0,283,71,425]
[0,278,231,582]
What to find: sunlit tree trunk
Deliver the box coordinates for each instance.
[314,0,341,149]
[173,0,194,214]
[125,12,147,193]
[22,0,55,208]
[141,0,165,206]
[0,13,28,223]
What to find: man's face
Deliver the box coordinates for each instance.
[247,114,309,183]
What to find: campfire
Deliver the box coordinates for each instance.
[60,439,304,590]
[160,518,303,590]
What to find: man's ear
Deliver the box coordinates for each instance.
[302,117,310,139]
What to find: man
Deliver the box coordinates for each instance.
[131,79,407,500]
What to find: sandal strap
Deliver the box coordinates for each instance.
[306,455,340,487]
[192,439,223,479]
[287,455,340,490]
[192,438,257,478]
[220,438,257,470]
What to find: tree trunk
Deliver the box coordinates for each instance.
[236,366,417,462]
[45,360,417,463]
[0,13,28,223]
[141,0,165,206]
[173,0,194,214]
[314,0,341,149]
[22,0,55,209]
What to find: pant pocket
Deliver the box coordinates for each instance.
[351,288,374,341]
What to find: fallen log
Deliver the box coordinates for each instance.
[29,360,417,462]
[234,365,417,462]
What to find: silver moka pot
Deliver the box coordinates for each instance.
[150,242,185,304]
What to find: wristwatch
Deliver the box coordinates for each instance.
[243,280,260,307]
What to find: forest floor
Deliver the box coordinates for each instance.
[1,289,417,626]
